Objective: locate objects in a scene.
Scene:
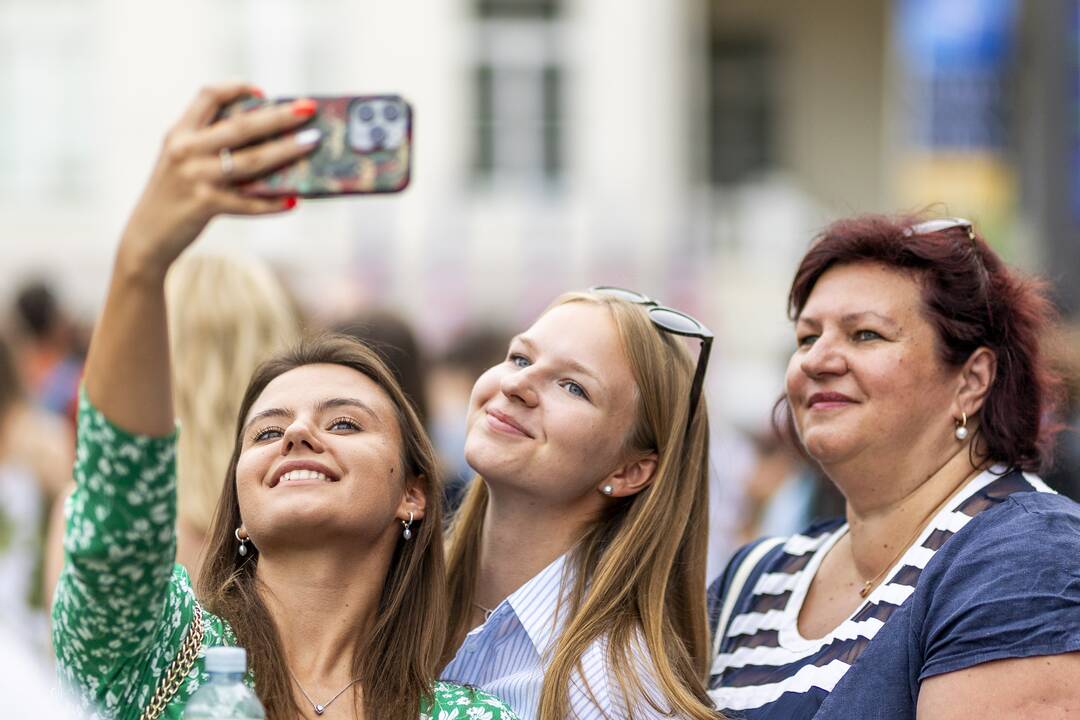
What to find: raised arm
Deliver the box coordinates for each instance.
[53,84,321,717]
[84,83,318,433]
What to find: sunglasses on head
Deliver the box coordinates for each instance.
[903,217,976,243]
[588,286,714,431]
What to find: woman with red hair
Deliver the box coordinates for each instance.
[707,214,1080,719]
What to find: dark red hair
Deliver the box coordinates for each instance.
[783,213,1062,472]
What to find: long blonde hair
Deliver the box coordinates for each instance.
[200,335,448,720]
[444,291,718,719]
[165,253,300,536]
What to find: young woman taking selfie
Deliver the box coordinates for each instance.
[51,84,518,720]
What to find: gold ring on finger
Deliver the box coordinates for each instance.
[219,148,235,178]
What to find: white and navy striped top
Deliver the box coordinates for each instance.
[707,467,1066,719]
[441,552,672,720]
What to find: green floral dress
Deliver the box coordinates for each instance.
[53,392,517,720]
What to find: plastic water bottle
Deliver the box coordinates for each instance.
[184,646,266,719]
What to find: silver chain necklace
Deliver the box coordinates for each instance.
[288,670,361,716]
[473,602,495,622]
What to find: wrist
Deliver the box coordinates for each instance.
[113,236,172,288]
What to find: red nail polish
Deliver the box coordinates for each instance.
[250,87,265,99]
[282,196,298,210]
[291,99,317,118]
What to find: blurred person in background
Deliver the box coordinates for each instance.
[441,289,722,719]
[52,84,518,719]
[427,326,510,513]
[1045,324,1080,500]
[708,214,1080,719]
[0,332,73,652]
[335,308,430,428]
[12,280,85,428]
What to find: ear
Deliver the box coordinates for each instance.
[397,475,428,522]
[601,452,659,498]
[953,347,997,420]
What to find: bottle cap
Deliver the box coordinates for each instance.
[204,646,247,674]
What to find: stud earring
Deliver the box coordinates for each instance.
[235,527,250,557]
[601,484,614,496]
[954,411,969,441]
[401,511,414,541]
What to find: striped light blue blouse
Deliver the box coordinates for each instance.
[441,553,672,719]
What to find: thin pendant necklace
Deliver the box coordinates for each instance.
[473,602,496,622]
[856,480,968,598]
[288,670,361,716]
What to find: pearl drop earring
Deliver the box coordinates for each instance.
[235,527,250,557]
[401,511,414,540]
[955,411,969,441]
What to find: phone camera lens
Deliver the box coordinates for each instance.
[358,105,375,122]
[370,126,386,145]
[383,104,400,121]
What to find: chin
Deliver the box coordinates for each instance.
[798,429,860,467]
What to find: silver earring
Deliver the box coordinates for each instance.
[235,527,250,557]
[401,511,414,541]
[955,411,969,441]
[601,484,614,496]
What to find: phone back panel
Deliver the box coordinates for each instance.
[219,95,412,197]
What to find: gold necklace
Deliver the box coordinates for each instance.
[856,482,967,598]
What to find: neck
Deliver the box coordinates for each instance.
[834,445,981,580]
[256,537,394,684]
[473,482,597,611]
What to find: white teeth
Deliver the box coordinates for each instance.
[279,470,330,483]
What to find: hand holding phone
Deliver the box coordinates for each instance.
[217,94,413,197]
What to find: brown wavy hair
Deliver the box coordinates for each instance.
[199,334,447,719]
[443,292,720,719]
[779,212,1063,471]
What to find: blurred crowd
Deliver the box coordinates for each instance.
[1,254,1078,672]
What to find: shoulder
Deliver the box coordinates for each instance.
[427,681,520,719]
[932,482,1080,565]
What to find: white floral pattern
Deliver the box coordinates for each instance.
[52,391,518,720]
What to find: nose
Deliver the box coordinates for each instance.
[799,332,848,379]
[500,366,540,407]
[280,417,325,455]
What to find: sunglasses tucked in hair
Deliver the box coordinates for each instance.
[903,217,976,244]
[588,286,713,432]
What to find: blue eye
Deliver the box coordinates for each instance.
[560,380,589,400]
[797,334,818,348]
[509,353,531,368]
[854,329,882,341]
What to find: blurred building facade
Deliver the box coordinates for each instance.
[0,0,1076,427]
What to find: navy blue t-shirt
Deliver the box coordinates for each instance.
[707,469,1080,719]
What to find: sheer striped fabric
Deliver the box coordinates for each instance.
[707,468,1056,719]
[442,553,672,719]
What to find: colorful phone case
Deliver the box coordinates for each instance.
[218,95,412,197]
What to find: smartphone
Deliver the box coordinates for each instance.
[217,94,413,197]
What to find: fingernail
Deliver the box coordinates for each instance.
[295,128,322,146]
[282,196,298,210]
[250,87,265,99]
[291,99,317,117]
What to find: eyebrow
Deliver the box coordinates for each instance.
[243,397,381,436]
[796,311,899,329]
[513,335,605,388]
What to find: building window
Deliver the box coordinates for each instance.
[472,0,563,187]
[709,37,776,185]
